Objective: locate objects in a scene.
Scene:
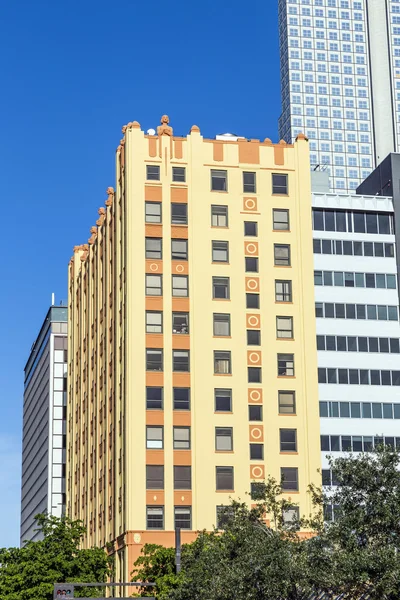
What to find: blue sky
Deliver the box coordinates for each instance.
[0,0,281,547]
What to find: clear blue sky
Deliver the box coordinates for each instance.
[0,0,281,548]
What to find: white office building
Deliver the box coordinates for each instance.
[312,191,400,515]
[20,306,67,544]
[278,0,400,193]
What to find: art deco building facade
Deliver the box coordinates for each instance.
[67,118,321,579]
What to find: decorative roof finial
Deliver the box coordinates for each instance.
[157,114,173,137]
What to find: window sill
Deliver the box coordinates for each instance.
[211,190,228,193]
[276,337,295,341]
[280,451,298,455]
[279,413,297,417]
[275,301,293,304]
[214,411,233,414]
[213,335,232,339]
[274,265,292,268]
[171,223,188,227]
[282,490,299,494]
[245,272,259,275]
[214,373,232,377]
[216,489,235,493]
[213,298,231,301]
[277,376,295,379]
[211,226,229,229]
[172,259,188,262]
[212,261,230,265]
[272,193,289,197]
[273,229,291,233]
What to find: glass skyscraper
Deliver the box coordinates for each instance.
[278,0,400,193]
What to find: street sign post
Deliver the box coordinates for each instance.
[53,581,155,600]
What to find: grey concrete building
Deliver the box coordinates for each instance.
[20,305,67,545]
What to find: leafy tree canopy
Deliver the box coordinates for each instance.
[0,514,113,600]
[133,446,400,600]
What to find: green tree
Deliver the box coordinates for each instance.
[304,445,400,599]
[131,544,183,599]
[0,514,113,600]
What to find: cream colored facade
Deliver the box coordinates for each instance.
[67,118,321,581]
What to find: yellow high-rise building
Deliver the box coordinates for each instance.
[67,116,321,580]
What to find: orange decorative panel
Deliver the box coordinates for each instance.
[238,140,260,164]
[171,226,188,239]
[146,297,163,311]
[244,241,259,256]
[146,450,164,465]
[145,260,163,274]
[247,351,261,366]
[172,335,190,350]
[249,425,264,442]
[173,373,190,387]
[174,140,183,159]
[213,142,224,162]
[174,491,192,505]
[245,277,259,292]
[274,144,285,166]
[146,491,165,504]
[173,450,192,465]
[145,185,162,201]
[171,187,188,203]
[250,465,265,480]
[146,411,164,426]
[145,224,163,237]
[173,412,191,427]
[243,197,258,212]
[172,298,190,312]
[148,138,157,158]
[248,388,263,403]
[146,372,164,387]
[145,334,164,348]
[246,314,261,329]
[172,262,189,275]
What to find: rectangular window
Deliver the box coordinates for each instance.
[276,316,294,339]
[273,209,290,230]
[246,293,260,308]
[213,277,230,299]
[172,275,188,297]
[146,274,162,296]
[172,312,189,334]
[245,257,259,272]
[172,167,186,182]
[145,237,162,259]
[247,330,261,345]
[280,429,297,452]
[214,351,231,374]
[212,241,229,263]
[211,205,228,227]
[281,467,299,491]
[213,313,231,336]
[145,202,162,223]
[215,427,233,451]
[174,506,191,529]
[174,465,191,489]
[283,506,300,526]
[216,506,234,529]
[216,466,234,490]
[173,388,190,410]
[146,426,163,449]
[274,244,291,266]
[146,466,164,489]
[146,311,162,333]
[215,389,232,412]
[248,367,262,383]
[146,349,163,371]
[243,171,256,193]
[250,443,264,460]
[272,173,288,194]
[244,221,258,236]
[146,506,164,529]
[171,203,188,225]
[275,280,292,302]
[249,405,263,421]
[278,391,296,414]
[146,165,160,181]
[173,350,189,372]
[278,354,294,376]
[173,427,190,449]
[146,387,163,410]
[211,169,228,191]
[171,239,188,261]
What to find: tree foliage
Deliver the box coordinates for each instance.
[133,447,400,600]
[0,514,113,600]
